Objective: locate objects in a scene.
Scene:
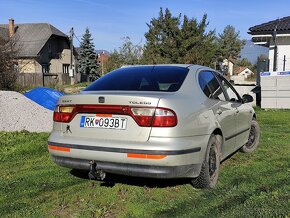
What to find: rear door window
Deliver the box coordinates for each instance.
[198,71,226,101]
[84,66,189,92]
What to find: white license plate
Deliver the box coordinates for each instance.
[80,115,127,130]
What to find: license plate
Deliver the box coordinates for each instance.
[80,115,127,130]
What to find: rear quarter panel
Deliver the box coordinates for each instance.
[150,68,218,138]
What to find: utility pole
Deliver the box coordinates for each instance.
[101,51,104,76]
[69,27,75,84]
[273,29,278,72]
[272,19,279,72]
[283,55,286,71]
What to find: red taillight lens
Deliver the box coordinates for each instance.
[152,108,177,127]
[53,105,76,123]
[53,111,61,121]
[130,107,177,127]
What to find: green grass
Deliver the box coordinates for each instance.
[56,82,92,94]
[0,109,289,218]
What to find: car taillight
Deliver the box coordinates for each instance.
[130,107,177,127]
[53,105,76,123]
[152,108,177,127]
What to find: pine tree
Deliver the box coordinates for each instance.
[142,8,181,64]
[180,14,217,66]
[78,28,98,81]
[217,25,246,61]
[142,8,217,67]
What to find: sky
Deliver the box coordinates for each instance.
[1,0,290,52]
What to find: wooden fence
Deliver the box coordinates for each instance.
[17,73,72,87]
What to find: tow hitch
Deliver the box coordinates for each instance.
[88,161,106,181]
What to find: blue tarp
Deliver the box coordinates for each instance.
[24,87,64,111]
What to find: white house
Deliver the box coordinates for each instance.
[230,67,254,85]
[235,67,253,78]
[248,16,290,72]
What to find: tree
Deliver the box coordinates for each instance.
[236,58,252,67]
[118,37,143,65]
[78,28,98,81]
[0,38,18,90]
[257,54,268,62]
[142,8,181,64]
[142,8,217,67]
[179,14,218,66]
[104,37,143,73]
[217,25,246,61]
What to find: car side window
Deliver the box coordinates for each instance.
[198,71,226,101]
[216,74,241,102]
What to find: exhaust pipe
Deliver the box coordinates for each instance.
[88,161,106,181]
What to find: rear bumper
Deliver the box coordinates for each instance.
[48,133,210,178]
[51,155,202,178]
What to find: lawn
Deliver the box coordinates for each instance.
[0,109,289,218]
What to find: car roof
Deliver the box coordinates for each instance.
[121,64,215,74]
[121,64,192,68]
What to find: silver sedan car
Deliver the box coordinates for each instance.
[48,64,260,188]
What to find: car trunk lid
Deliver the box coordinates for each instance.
[55,92,163,142]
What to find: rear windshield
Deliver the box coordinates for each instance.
[84,66,189,92]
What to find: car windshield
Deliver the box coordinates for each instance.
[84,66,189,92]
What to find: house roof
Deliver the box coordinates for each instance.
[234,66,251,75]
[0,27,9,41]
[248,16,290,35]
[0,23,68,57]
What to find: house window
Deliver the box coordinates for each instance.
[63,64,70,74]
[42,63,50,74]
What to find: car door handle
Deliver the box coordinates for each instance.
[216,109,223,115]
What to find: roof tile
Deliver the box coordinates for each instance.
[249,16,290,35]
[0,23,68,57]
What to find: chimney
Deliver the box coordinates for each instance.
[9,18,15,37]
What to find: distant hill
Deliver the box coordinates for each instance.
[240,40,268,64]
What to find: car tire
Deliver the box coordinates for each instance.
[240,119,260,153]
[191,134,221,189]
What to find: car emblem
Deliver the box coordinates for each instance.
[64,125,72,134]
[99,96,105,103]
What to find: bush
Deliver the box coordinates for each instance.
[0,39,18,90]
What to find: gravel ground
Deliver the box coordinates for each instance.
[0,91,53,132]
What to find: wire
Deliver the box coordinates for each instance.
[74,34,81,43]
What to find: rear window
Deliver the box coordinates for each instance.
[84,66,189,92]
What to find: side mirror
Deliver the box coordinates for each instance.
[242,94,253,103]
